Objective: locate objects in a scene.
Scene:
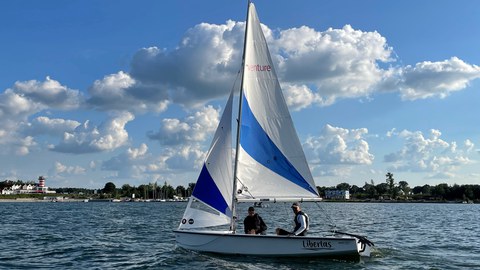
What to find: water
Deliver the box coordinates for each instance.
[0,202,479,269]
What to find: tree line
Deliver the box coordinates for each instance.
[318,173,480,202]
[97,181,196,200]
[2,172,479,202]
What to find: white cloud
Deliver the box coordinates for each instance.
[50,111,134,153]
[87,71,169,113]
[119,21,480,110]
[384,129,474,174]
[21,116,80,137]
[0,78,83,155]
[8,76,83,110]
[130,20,244,106]
[464,139,475,152]
[101,142,204,180]
[14,136,36,156]
[102,143,151,178]
[304,124,374,165]
[53,161,86,175]
[275,25,393,107]
[282,83,323,111]
[398,57,480,100]
[151,144,206,172]
[148,105,220,145]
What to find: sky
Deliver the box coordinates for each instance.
[1,0,479,189]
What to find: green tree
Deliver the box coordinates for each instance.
[176,185,186,198]
[138,184,148,199]
[161,182,175,199]
[187,182,196,197]
[386,172,396,198]
[432,183,449,200]
[363,181,377,199]
[350,185,362,195]
[336,182,351,191]
[375,183,389,196]
[398,181,410,198]
[464,185,474,200]
[121,184,134,197]
[421,184,432,195]
[103,182,116,194]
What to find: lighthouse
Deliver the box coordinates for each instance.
[38,176,46,193]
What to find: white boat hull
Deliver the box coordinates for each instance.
[174,230,370,259]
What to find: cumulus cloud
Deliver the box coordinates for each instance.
[126,22,395,108]
[87,71,169,113]
[464,139,475,152]
[20,116,80,137]
[50,111,134,153]
[148,105,220,145]
[130,20,244,106]
[4,76,83,112]
[14,136,36,156]
[283,83,323,111]
[162,144,205,170]
[123,21,480,111]
[274,25,393,107]
[383,129,474,176]
[102,143,151,178]
[398,57,480,100]
[101,142,205,180]
[100,105,223,179]
[0,77,83,155]
[304,124,374,166]
[52,161,86,175]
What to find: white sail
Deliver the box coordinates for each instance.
[236,3,319,200]
[175,3,373,258]
[178,89,234,229]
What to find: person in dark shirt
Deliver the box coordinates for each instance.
[244,206,267,235]
[275,202,309,236]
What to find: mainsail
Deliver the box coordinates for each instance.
[236,3,319,200]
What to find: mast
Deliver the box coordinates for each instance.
[230,0,251,233]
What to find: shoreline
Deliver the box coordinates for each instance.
[0,198,475,204]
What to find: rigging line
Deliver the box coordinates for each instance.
[314,201,337,230]
[282,202,290,222]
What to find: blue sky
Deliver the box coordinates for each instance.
[1,0,479,189]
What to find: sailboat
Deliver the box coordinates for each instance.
[174,1,373,259]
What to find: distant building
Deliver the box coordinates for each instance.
[0,176,56,195]
[325,189,350,200]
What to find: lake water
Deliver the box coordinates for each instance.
[0,201,478,269]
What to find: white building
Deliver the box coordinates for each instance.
[325,190,350,200]
[1,176,56,195]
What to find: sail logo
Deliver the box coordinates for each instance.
[246,64,271,72]
[302,240,332,250]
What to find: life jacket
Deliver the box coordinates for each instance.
[293,211,309,236]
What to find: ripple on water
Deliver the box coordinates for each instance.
[1,202,479,269]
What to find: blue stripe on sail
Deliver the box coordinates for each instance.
[192,164,230,216]
[240,95,317,195]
